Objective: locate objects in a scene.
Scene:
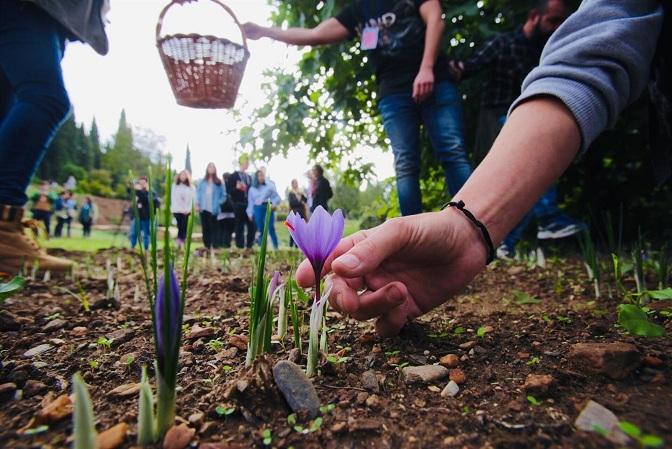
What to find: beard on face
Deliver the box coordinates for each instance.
[530,21,553,46]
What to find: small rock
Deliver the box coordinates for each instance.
[23,380,48,397]
[569,342,640,380]
[361,370,380,392]
[23,344,53,358]
[43,318,67,332]
[507,266,524,275]
[228,334,247,350]
[441,381,460,398]
[0,310,21,331]
[71,326,88,336]
[272,361,320,418]
[459,341,476,350]
[642,355,664,368]
[0,382,17,399]
[358,333,376,344]
[287,348,301,364]
[356,391,369,405]
[49,338,65,346]
[482,325,494,333]
[347,416,380,432]
[439,354,460,368]
[331,422,347,433]
[522,374,555,397]
[36,394,72,424]
[427,385,441,393]
[188,325,214,340]
[107,383,140,397]
[188,412,204,425]
[365,394,380,409]
[402,365,449,384]
[163,423,195,449]
[96,422,128,449]
[574,400,630,445]
[449,369,466,385]
[106,328,134,347]
[517,352,530,359]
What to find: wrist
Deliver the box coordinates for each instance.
[420,63,434,71]
[441,203,492,265]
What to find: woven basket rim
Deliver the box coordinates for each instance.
[157,33,249,52]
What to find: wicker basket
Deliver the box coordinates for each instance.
[156,0,250,109]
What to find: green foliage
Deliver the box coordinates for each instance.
[648,288,672,300]
[526,395,541,406]
[618,421,665,448]
[511,290,541,305]
[617,304,665,337]
[72,373,97,449]
[0,276,25,304]
[137,365,157,446]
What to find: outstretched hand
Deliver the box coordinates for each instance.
[241,22,266,40]
[296,210,487,336]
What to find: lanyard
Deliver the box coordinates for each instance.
[363,0,382,23]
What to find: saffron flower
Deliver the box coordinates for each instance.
[155,267,181,368]
[285,206,344,376]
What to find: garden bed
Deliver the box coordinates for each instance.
[0,249,670,449]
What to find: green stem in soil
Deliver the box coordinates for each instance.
[306,275,322,377]
[156,372,176,437]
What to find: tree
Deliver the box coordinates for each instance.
[185,145,192,174]
[102,109,136,187]
[89,118,103,170]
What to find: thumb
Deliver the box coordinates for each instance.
[332,219,407,278]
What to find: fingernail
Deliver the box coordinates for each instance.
[336,254,361,270]
[334,292,343,310]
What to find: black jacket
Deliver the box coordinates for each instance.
[311,177,332,212]
[135,190,160,220]
[226,171,252,204]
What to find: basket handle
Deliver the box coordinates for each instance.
[156,0,248,51]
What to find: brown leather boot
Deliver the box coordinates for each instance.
[0,205,74,275]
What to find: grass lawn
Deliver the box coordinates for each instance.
[42,219,362,252]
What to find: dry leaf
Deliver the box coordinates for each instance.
[106,383,140,397]
[163,423,195,449]
[36,394,72,424]
[97,422,128,449]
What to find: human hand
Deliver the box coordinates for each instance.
[242,22,266,40]
[296,210,487,336]
[448,60,464,82]
[412,66,435,103]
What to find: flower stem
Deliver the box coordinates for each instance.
[156,373,176,437]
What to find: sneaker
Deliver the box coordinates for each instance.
[537,215,587,240]
[496,243,515,259]
[0,205,74,275]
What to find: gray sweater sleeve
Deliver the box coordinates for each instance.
[510,0,663,152]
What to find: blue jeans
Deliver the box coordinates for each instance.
[378,81,472,215]
[253,205,278,249]
[130,218,151,250]
[503,185,562,250]
[0,1,71,206]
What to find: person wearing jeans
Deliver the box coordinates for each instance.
[0,0,109,274]
[247,170,281,249]
[226,154,255,249]
[196,163,225,250]
[243,0,472,216]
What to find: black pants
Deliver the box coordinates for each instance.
[200,211,217,249]
[32,209,51,236]
[81,219,92,237]
[233,202,255,248]
[219,218,235,248]
[54,216,71,237]
[174,213,189,241]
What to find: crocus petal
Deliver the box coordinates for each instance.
[268,271,281,301]
[155,267,181,362]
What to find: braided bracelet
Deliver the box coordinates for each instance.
[442,200,496,265]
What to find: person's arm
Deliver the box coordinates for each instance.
[451,34,500,81]
[271,186,282,206]
[242,18,350,46]
[246,189,254,218]
[413,0,444,102]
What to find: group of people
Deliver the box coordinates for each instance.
[29,181,97,238]
[129,156,333,251]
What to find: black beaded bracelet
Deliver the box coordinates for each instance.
[442,200,496,265]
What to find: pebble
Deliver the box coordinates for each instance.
[0,310,21,331]
[0,382,17,398]
[439,354,460,368]
[459,341,476,350]
[106,328,134,347]
[23,344,53,358]
[642,355,664,368]
[507,266,524,275]
[188,412,204,425]
[23,380,48,397]
[517,352,530,359]
[402,365,449,384]
[71,326,88,336]
[441,380,460,398]
[361,370,380,392]
[569,342,640,380]
[187,325,214,340]
[331,422,347,433]
[49,338,65,345]
[365,394,380,409]
[43,318,67,332]
[163,423,195,449]
[272,360,320,418]
[228,335,248,350]
[523,374,555,397]
[449,369,466,385]
[356,391,369,405]
[96,422,128,449]
[574,400,630,445]
[36,394,72,424]
[107,383,140,397]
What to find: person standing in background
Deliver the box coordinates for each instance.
[78,196,96,237]
[30,181,57,237]
[130,177,160,250]
[171,169,195,248]
[54,190,76,237]
[196,162,225,250]
[247,169,281,249]
[287,178,308,248]
[310,165,333,212]
[218,172,236,248]
[226,154,255,249]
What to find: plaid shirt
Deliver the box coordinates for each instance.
[462,29,545,108]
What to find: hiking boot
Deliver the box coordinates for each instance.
[537,215,587,240]
[0,205,74,275]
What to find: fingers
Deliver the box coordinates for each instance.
[412,81,420,102]
[346,281,407,321]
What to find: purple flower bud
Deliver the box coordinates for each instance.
[268,271,281,301]
[155,267,181,362]
[285,206,344,283]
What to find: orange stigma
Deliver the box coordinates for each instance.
[284,220,295,231]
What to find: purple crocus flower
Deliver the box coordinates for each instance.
[285,205,344,297]
[154,267,181,362]
[268,271,281,300]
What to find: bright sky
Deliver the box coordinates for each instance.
[60,0,394,193]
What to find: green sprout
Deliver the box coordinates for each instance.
[476,326,488,338]
[96,337,112,350]
[526,395,541,406]
[618,421,664,448]
[526,356,541,366]
[262,428,272,446]
[205,338,225,352]
[215,405,236,418]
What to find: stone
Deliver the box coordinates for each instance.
[0,310,21,331]
[441,381,460,398]
[449,369,466,385]
[0,382,17,399]
[331,422,347,433]
[522,374,555,397]
[574,400,630,445]
[36,394,72,424]
[642,355,664,368]
[71,326,88,336]
[163,423,195,449]
[365,394,380,409]
[272,360,320,419]
[97,423,128,449]
[402,365,449,384]
[188,412,204,425]
[23,380,48,397]
[49,338,65,345]
[459,341,476,350]
[439,354,460,368]
[569,342,640,380]
[361,370,380,392]
[507,266,525,275]
[107,383,140,397]
[288,348,301,364]
[43,318,67,332]
[356,391,369,405]
[228,335,248,350]
[106,328,134,347]
[23,344,53,358]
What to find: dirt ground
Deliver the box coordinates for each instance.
[0,249,670,449]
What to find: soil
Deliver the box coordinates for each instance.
[1,249,670,449]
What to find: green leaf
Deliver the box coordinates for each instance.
[0,276,25,303]
[73,373,97,449]
[137,366,157,445]
[617,304,665,337]
[526,395,541,406]
[640,434,665,448]
[648,288,672,300]
[476,326,487,337]
[618,421,641,438]
[512,290,541,305]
